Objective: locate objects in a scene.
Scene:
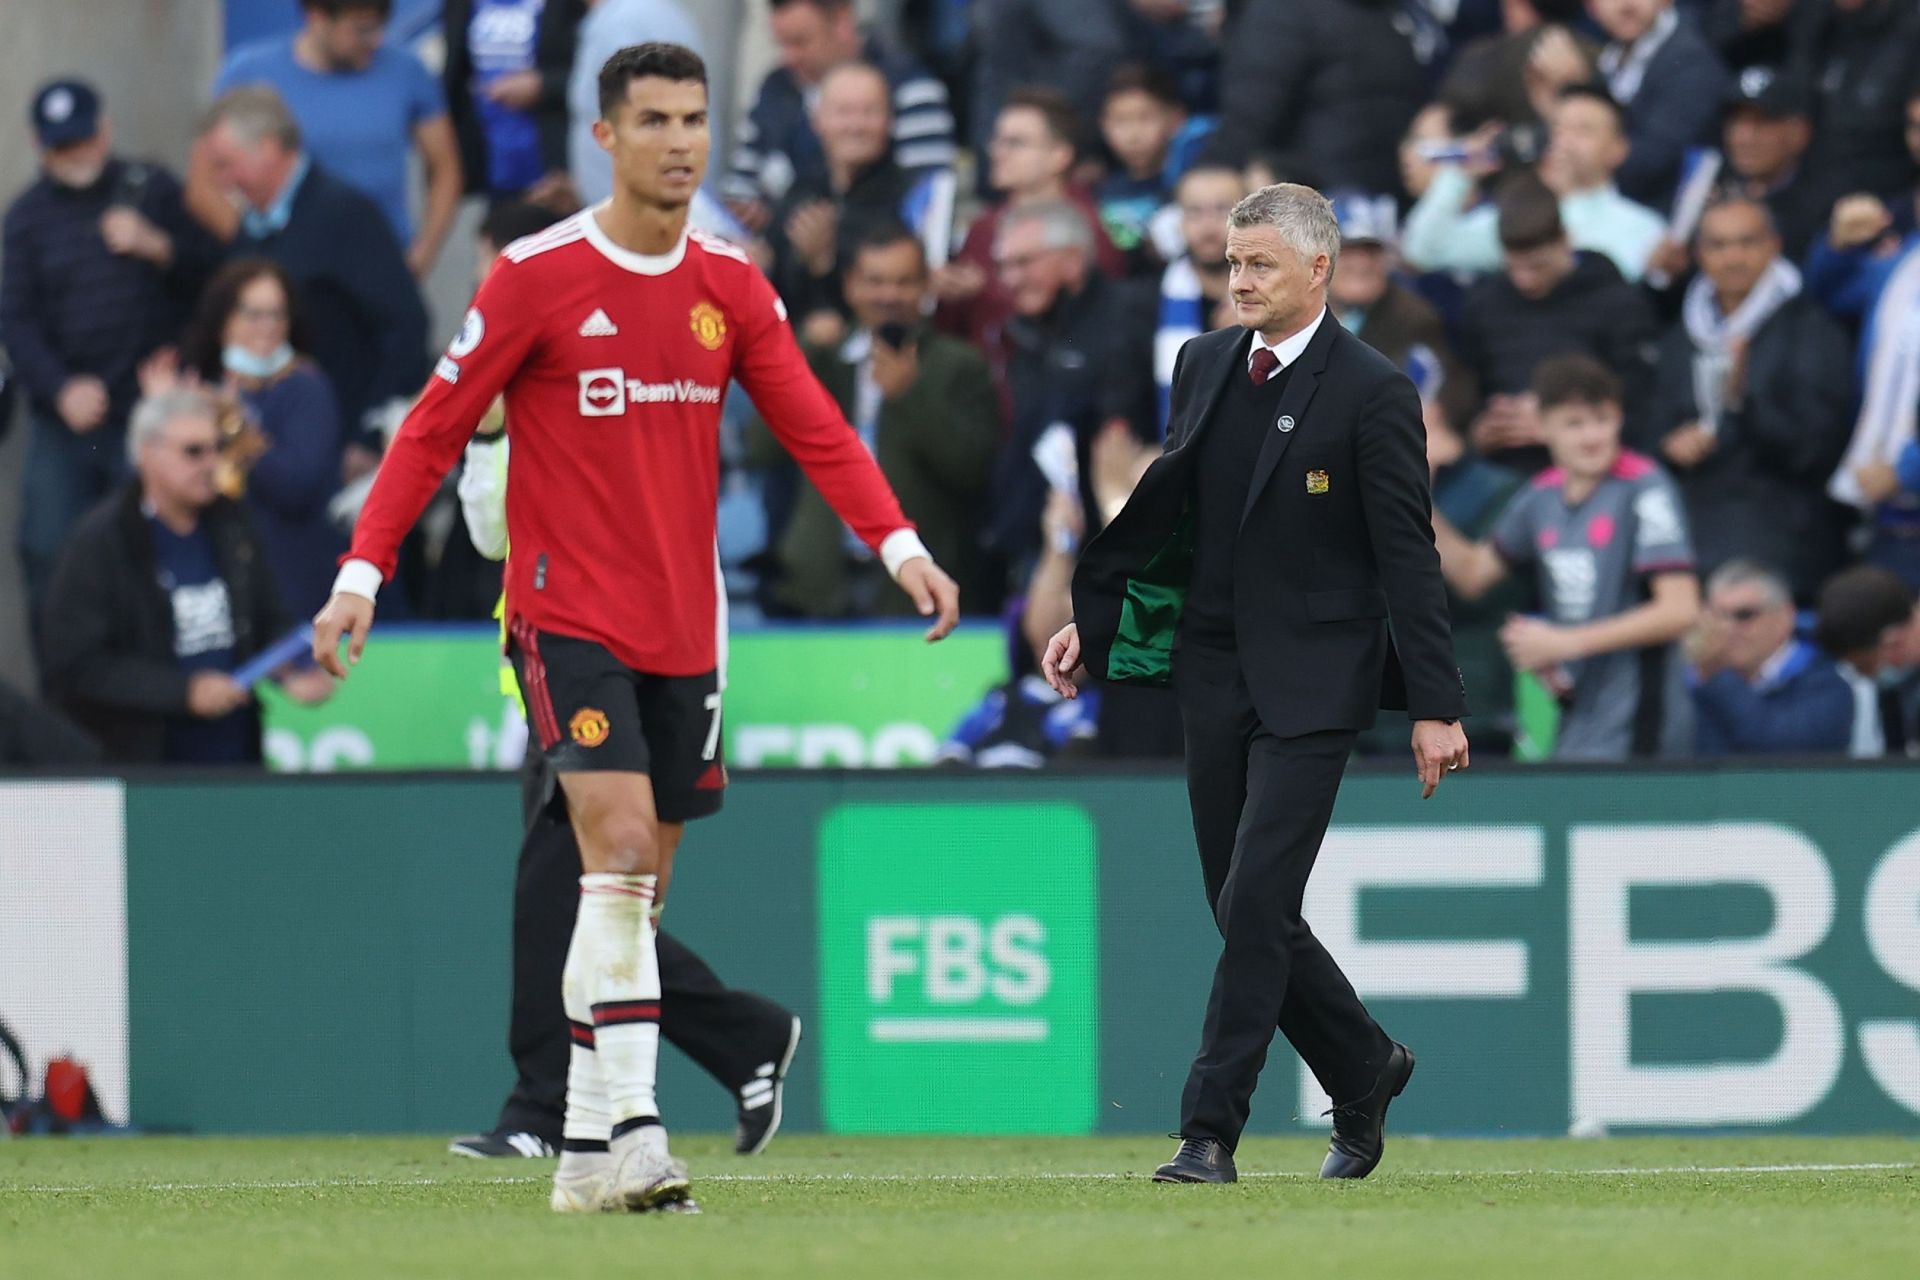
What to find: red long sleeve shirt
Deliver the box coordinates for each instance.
[345,210,915,675]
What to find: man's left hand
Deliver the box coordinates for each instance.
[1501,613,1578,671]
[1412,719,1469,799]
[896,557,960,642]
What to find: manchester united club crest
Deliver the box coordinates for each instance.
[689,301,727,351]
[570,708,611,748]
[1305,469,1330,495]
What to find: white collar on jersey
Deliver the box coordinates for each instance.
[580,201,689,275]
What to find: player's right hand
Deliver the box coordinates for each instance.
[312,592,375,679]
[1042,623,1087,699]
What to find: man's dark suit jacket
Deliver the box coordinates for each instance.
[1071,311,1468,738]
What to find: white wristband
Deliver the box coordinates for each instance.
[879,528,932,581]
[331,558,384,602]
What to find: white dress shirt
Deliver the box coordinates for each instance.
[1246,305,1328,376]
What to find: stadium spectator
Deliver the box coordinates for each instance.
[1704,0,1798,69]
[1804,180,1920,591]
[970,0,1128,189]
[933,89,1124,381]
[986,200,1136,577]
[173,259,346,621]
[212,0,461,277]
[726,0,954,230]
[1526,0,1728,210]
[2,79,218,624]
[1705,66,1826,262]
[1402,84,1666,282]
[1202,0,1436,196]
[1455,177,1659,471]
[565,0,704,209]
[1643,196,1853,602]
[1790,0,1920,203]
[1115,0,1224,116]
[747,223,998,619]
[39,387,332,766]
[1689,558,1855,754]
[1131,163,1245,437]
[1815,564,1920,755]
[1433,355,1701,760]
[766,62,933,329]
[1094,64,1187,266]
[195,86,429,464]
[444,0,586,201]
[1326,192,1478,434]
[1437,1,1594,130]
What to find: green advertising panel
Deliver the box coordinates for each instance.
[85,764,1920,1137]
[817,803,1098,1133]
[262,624,1007,771]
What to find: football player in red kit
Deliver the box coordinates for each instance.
[312,43,959,1214]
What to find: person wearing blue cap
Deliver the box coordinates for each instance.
[1,78,219,633]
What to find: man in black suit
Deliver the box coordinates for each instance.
[1042,183,1470,1183]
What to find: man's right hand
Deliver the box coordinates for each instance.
[187,671,251,719]
[1042,623,1088,699]
[313,592,375,679]
[57,376,110,433]
[1831,194,1893,252]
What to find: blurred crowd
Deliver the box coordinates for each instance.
[4,0,1920,768]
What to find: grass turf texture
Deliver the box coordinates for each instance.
[4,1135,1917,1279]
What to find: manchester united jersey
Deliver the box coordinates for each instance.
[344,207,917,675]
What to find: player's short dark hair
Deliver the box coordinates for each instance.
[1496,173,1566,252]
[848,220,926,274]
[1815,566,1916,656]
[1103,63,1182,112]
[1532,354,1621,412]
[302,0,392,17]
[599,43,708,119]
[1555,82,1627,135]
[481,200,566,251]
[1003,86,1082,152]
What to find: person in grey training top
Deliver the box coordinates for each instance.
[1431,354,1702,760]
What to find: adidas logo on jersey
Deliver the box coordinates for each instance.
[578,308,619,338]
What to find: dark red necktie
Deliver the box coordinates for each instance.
[1249,346,1281,386]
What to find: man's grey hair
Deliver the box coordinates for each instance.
[997,199,1096,259]
[200,85,302,151]
[1228,183,1341,275]
[128,387,222,467]
[1707,558,1792,608]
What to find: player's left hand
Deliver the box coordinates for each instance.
[313,592,375,679]
[896,558,960,642]
[1412,719,1469,799]
[1500,613,1577,671]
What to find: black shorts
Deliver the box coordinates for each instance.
[507,621,726,824]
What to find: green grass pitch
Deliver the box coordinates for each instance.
[4,1134,1917,1278]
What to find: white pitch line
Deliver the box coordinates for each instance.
[6,1162,1914,1195]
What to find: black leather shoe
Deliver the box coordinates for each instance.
[1319,1042,1416,1179]
[1152,1137,1238,1183]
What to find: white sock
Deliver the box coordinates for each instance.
[577,872,663,1136]
[558,919,611,1170]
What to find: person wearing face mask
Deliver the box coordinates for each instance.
[0,79,220,630]
[172,260,346,620]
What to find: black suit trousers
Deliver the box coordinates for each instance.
[495,756,793,1141]
[1174,644,1392,1149]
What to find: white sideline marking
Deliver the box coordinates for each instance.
[8,1162,1915,1195]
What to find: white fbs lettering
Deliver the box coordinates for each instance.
[577,368,723,416]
